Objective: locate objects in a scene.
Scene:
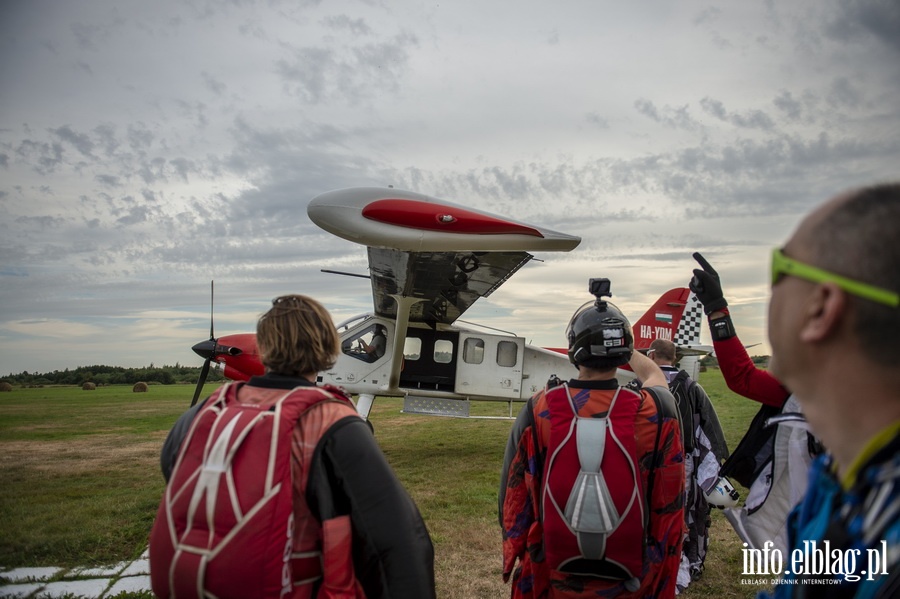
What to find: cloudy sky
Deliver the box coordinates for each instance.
[2,0,898,376]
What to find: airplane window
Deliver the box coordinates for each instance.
[434,339,454,364]
[341,324,388,363]
[403,337,421,361]
[497,341,518,367]
[463,338,484,364]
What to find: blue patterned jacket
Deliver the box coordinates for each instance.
[760,432,900,598]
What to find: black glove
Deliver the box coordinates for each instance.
[690,252,728,315]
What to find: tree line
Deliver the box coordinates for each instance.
[1,363,226,387]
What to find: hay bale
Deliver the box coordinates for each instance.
[0,382,12,392]
[82,382,97,391]
[133,381,149,393]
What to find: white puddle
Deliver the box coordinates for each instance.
[0,550,151,598]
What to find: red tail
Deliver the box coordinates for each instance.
[632,288,703,351]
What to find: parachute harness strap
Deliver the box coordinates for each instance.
[563,387,623,560]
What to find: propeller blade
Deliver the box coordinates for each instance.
[191,281,216,407]
[191,358,211,407]
[209,280,215,340]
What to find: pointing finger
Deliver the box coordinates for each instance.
[692,252,718,277]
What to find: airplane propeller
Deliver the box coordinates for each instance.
[190,281,216,406]
[190,281,242,406]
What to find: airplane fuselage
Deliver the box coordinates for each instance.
[323,313,578,407]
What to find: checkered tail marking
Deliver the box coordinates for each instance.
[674,293,703,346]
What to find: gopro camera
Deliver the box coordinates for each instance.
[589,278,612,310]
[589,278,612,299]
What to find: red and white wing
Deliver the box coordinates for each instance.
[308,187,581,324]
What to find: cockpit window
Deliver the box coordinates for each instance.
[342,324,388,363]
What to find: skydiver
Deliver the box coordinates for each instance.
[499,283,684,598]
[648,337,730,592]
[157,295,435,598]
[689,252,821,556]
[759,183,900,596]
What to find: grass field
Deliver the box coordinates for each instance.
[0,371,773,598]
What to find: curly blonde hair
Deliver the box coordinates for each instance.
[257,294,340,377]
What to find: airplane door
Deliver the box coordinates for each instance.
[455,333,524,399]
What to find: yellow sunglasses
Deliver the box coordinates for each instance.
[771,248,899,308]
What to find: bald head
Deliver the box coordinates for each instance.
[786,183,900,367]
[649,338,677,365]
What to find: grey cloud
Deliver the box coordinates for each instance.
[585,112,610,128]
[693,6,723,26]
[699,98,775,131]
[93,123,120,156]
[95,174,121,187]
[138,158,167,184]
[828,0,900,55]
[349,33,418,90]
[391,128,900,225]
[116,204,153,226]
[16,139,64,174]
[201,72,227,96]
[276,46,333,103]
[731,110,775,131]
[70,21,100,51]
[127,123,155,151]
[322,15,372,36]
[634,99,703,132]
[827,77,862,109]
[0,153,8,168]
[700,98,727,120]
[276,31,418,105]
[170,157,197,182]
[15,215,66,229]
[634,98,661,121]
[773,90,804,121]
[174,100,209,129]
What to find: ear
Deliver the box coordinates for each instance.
[799,283,848,343]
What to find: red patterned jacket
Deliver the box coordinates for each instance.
[499,378,684,598]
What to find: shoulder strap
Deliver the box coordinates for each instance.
[640,385,675,533]
[670,370,696,452]
[529,381,567,522]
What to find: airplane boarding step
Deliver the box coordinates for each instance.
[402,395,519,419]
[403,395,471,417]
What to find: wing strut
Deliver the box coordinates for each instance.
[387,295,425,391]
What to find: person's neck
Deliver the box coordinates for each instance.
[797,366,900,480]
[266,369,318,384]
[577,369,616,381]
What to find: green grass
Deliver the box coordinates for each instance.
[0,371,774,597]
[0,386,190,569]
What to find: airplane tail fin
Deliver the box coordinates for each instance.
[632,287,705,351]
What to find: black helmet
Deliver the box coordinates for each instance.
[566,298,634,370]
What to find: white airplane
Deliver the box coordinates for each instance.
[190,187,707,420]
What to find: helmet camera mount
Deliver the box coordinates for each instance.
[589,277,612,311]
